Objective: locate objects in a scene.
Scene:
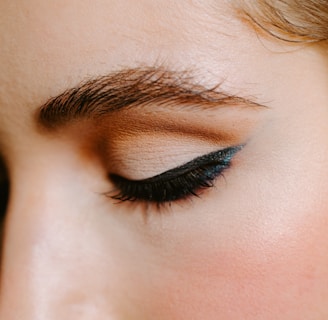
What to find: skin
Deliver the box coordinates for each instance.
[0,0,328,319]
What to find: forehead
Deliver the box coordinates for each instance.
[0,0,292,133]
[0,0,250,92]
[0,1,236,68]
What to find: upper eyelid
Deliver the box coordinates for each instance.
[109,145,243,184]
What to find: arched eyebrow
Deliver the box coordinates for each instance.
[37,66,265,130]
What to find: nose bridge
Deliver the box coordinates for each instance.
[0,166,76,318]
[0,187,49,318]
[0,161,120,319]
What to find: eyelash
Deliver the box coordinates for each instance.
[107,146,242,208]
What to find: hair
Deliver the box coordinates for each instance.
[236,0,328,43]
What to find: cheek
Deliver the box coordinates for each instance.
[136,179,328,319]
[146,223,328,319]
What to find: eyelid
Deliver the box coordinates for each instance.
[107,145,243,204]
[110,145,243,184]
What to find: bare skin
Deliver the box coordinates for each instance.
[0,1,328,319]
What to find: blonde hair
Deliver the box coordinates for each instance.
[237,0,328,43]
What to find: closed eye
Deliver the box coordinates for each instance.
[107,145,243,206]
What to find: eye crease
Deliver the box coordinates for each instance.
[108,145,243,206]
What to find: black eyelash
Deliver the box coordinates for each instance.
[108,146,242,205]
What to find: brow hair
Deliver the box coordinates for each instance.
[38,66,264,130]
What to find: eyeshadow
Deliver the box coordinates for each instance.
[98,107,260,146]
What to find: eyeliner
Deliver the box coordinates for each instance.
[110,145,243,184]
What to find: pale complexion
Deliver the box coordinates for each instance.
[0,0,328,319]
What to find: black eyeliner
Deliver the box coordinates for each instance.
[109,145,243,203]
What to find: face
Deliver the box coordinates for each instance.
[1,0,328,319]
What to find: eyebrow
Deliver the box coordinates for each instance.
[37,66,265,130]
